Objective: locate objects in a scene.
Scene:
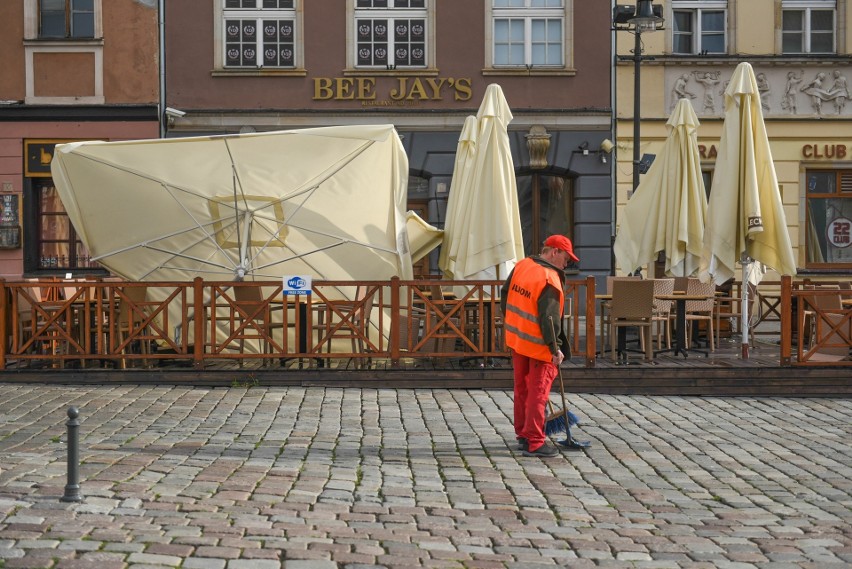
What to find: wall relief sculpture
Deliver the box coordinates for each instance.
[665,67,851,117]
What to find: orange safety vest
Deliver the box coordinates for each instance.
[504,258,564,361]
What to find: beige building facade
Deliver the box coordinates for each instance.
[615,0,852,278]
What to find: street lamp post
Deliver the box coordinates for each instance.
[613,1,664,192]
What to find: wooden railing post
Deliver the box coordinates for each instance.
[0,279,7,370]
[586,275,596,368]
[389,276,400,367]
[780,274,792,366]
[193,277,204,369]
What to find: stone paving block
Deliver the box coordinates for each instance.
[1,387,852,568]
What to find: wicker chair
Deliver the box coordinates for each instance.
[609,279,655,362]
[650,278,675,350]
[599,275,640,352]
[682,279,716,352]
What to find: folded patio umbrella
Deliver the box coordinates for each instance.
[699,62,797,357]
[614,98,707,277]
[439,84,524,285]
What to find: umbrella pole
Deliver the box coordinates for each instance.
[741,259,750,359]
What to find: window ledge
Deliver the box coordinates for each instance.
[483,68,576,77]
[643,54,848,65]
[212,69,308,77]
[23,38,103,46]
[343,69,439,77]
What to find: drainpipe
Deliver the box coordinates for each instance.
[158,0,166,139]
[609,0,617,279]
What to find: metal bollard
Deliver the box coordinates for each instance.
[60,406,83,503]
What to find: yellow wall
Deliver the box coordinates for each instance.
[613,1,852,279]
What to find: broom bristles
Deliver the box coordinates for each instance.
[544,408,581,436]
[544,413,567,436]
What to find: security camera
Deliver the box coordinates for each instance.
[164,107,186,118]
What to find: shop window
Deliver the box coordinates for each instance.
[671,1,726,55]
[222,0,299,68]
[517,173,574,260]
[24,179,100,274]
[354,0,428,68]
[805,170,852,268]
[39,0,95,39]
[782,1,835,54]
[490,0,569,69]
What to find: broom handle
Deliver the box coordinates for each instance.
[548,316,569,420]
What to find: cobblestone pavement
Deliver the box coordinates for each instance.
[0,385,850,569]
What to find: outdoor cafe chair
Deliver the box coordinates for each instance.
[609,279,655,362]
[650,278,675,350]
[315,285,377,369]
[117,286,154,369]
[682,279,716,352]
[802,285,843,351]
[599,275,640,352]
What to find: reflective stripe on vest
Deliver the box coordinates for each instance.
[504,258,564,361]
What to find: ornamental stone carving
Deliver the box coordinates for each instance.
[665,66,852,117]
[526,125,551,170]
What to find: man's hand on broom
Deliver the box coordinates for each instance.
[551,350,564,366]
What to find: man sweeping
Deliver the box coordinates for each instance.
[501,235,590,457]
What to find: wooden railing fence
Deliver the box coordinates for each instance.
[2,275,849,370]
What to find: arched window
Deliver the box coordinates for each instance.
[516,171,574,258]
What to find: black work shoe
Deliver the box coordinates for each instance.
[557,437,591,450]
[516,438,528,451]
[523,443,559,458]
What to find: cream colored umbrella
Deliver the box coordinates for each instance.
[438,115,477,279]
[614,98,707,277]
[699,62,796,357]
[51,124,413,283]
[439,84,524,286]
[406,210,443,263]
[51,125,414,352]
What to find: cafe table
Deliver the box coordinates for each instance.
[654,293,714,358]
[596,292,713,359]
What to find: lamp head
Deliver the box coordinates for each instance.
[630,0,664,32]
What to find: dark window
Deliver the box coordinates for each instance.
[39,0,95,39]
[516,173,574,257]
[25,179,99,273]
[805,170,852,267]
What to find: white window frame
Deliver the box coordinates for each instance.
[782,1,836,54]
[487,0,571,71]
[350,1,431,70]
[22,0,104,104]
[214,1,304,73]
[671,1,727,55]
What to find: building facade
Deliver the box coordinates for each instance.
[615,0,852,278]
[0,0,161,279]
[163,0,615,280]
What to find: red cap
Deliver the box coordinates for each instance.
[544,235,579,262]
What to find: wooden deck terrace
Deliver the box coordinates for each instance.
[1,276,850,397]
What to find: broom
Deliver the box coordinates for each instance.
[544,316,580,436]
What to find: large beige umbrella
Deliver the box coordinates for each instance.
[699,62,796,357]
[614,98,707,277]
[438,84,524,284]
[51,124,413,283]
[51,125,414,352]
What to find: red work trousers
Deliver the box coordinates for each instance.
[512,350,557,452]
